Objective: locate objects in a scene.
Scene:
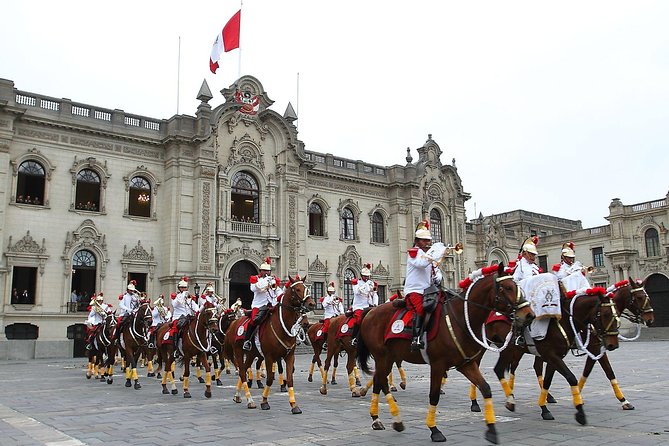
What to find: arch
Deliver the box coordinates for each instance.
[308,196,330,237]
[5,323,39,340]
[70,157,110,214]
[371,211,386,244]
[10,148,55,207]
[338,199,360,241]
[644,227,661,257]
[343,268,355,308]
[62,220,109,307]
[231,170,260,223]
[430,208,444,243]
[124,166,160,219]
[488,247,509,266]
[645,273,669,327]
[228,260,257,309]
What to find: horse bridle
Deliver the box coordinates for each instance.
[494,274,530,317]
[129,303,152,346]
[624,285,653,323]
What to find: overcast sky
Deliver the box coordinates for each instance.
[2,1,667,228]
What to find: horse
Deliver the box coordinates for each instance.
[117,303,152,389]
[493,287,620,424]
[357,263,533,443]
[318,314,364,397]
[156,306,219,398]
[208,309,238,386]
[86,313,117,384]
[224,275,315,413]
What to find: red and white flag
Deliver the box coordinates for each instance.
[210,9,241,74]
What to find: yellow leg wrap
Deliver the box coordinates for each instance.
[538,388,548,406]
[386,393,400,418]
[332,366,337,379]
[87,363,92,374]
[500,378,512,397]
[168,371,175,385]
[262,384,271,399]
[236,378,242,391]
[348,374,356,390]
[171,362,176,372]
[242,381,252,399]
[125,368,131,379]
[484,398,495,424]
[279,373,284,385]
[183,376,189,391]
[470,383,478,400]
[147,362,154,373]
[215,369,220,380]
[578,376,587,391]
[288,387,296,404]
[509,373,515,391]
[610,379,624,400]
[388,373,394,386]
[205,372,212,386]
[109,365,114,375]
[256,369,262,381]
[571,385,583,406]
[161,372,168,385]
[196,367,202,378]
[370,393,380,417]
[366,379,373,390]
[354,366,360,379]
[272,362,277,373]
[319,366,326,381]
[132,368,138,380]
[247,368,252,381]
[309,363,315,375]
[441,376,447,386]
[399,367,406,384]
[426,404,437,428]
[537,374,544,390]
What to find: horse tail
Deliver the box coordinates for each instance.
[356,307,374,375]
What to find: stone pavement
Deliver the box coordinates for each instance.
[0,341,668,446]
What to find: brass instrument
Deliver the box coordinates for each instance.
[423,242,464,265]
[583,265,595,274]
[157,305,167,320]
[446,242,464,255]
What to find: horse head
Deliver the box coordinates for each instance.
[200,305,220,334]
[492,263,535,325]
[627,276,654,326]
[581,291,620,352]
[284,274,316,313]
[136,302,153,333]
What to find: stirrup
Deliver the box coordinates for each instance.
[350,337,358,347]
[243,340,252,351]
[85,344,92,351]
[410,338,424,351]
[322,341,328,352]
[148,343,155,349]
[515,335,525,346]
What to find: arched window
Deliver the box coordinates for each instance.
[309,202,324,236]
[341,207,355,240]
[128,176,151,217]
[344,269,355,308]
[645,228,660,257]
[430,209,443,243]
[231,171,259,223]
[72,250,96,305]
[371,211,385,243]
[16,160,45,205]
[75,169,101,211]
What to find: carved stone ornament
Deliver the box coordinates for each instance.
[224,135,265,174]
[122,240,154,261]
[309,255,328,273]
[373,261,389,277]
[62,219,109,278]
[5,231,49,276]
[337,246,362,277]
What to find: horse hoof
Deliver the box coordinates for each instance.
[147,372,155,377]
[505,402,515,412]
[171,389,178,395]
[575,406,587,425]
[247,402,256,409]
[372,419,385,430]
[319,386,328,395]
[216,379,223,387]
[184,392,191,399]
[134,383,141,390]
[162,388,169,394]
[392,422,404,432]
[257,381,264,389]
[291,406,302,414]
[547,393,557,404]
[205,391,212,399]
[280,384,287,393]
[179,376,184,382]
[233,395,241,403]
[355,378,362,386]
[107,379,113,385]
[261,402,270,410]
[622,403,635,410]
[430,427,446,442]
[331,379,337,385]
[484,428,499,444]
[390,385,397,392]
[400,382,406,390]
[247,380,253,388]
[439,388,445,395]
[471,401,481,412]
[540,406,554,421]
[225,369,231,375]
[156,373,162,379]
[308,375,313,382]
[351,390,360,398]
[359,387,368,397]
[86,374,91,380]
[198,377,205,384]
[125,380,132,388]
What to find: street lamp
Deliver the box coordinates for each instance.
[193,282,200,298]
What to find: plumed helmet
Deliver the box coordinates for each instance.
[96,294,104,302]
[561,241,576,258]
[153,297,164,306]
[127,282,136,291]
[260,257,272,271]
[205,285,215,293]
[327,281,336,292]
[415,219,432,240]
[178,276,189,288]
[361,263,372,277]
[521,236,539,255]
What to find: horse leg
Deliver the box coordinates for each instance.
[598,353,634,410]
[397,362,407,390]
[347,348,361,397]
[182,355,192,398]
[260,358,276,410]
[388,370,397,392]
[213,353,223,386]
[86,353,93,379]
[459,361,498,444]
[131,349,142,390]
[256,359,264,389]
[198,353,212,398]
[320,348,333,395]
[236,349,256,408]
[277,359,287,392]
[331,353,339,385]
[533,357,556,404]
[369,357,399,432]
[284,353,302,414]
[494,348,518,412]
[541,358,586,425]
[160,350,170,394]
[354,365,362,387]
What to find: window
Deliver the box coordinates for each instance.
[538,255,548,273]
[594,282,607,289]
[5,323,39,340]
[16,160,45,205]
[75,169,101,211]
[371,212,385,243]
[645,228,660,257]
[128,176,151,217]
[430,209,443,243]
[11,266,37,305]
[377,285,386,304]
[231,171,259,223]
[313,282,324,310]
[341,208,355,240]
[72,250,97,310]
[344,269,355,308]
[592,247,604,268]
[309,202,324,236]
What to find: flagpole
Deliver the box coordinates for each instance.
[238,0,243,79]
[296,72,300,130]
[177,36,181,115]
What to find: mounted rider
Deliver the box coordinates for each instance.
[350,263,378,347]
[320,281,344,351]
[85,293,107,350]
[149,295,171,348]
[405,219,444,351]
[117,280,140,330]
[552,241,591,292]
[243,257,278,351]
[169,277,199,352]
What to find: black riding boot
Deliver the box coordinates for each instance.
[243,324,255,351]
[350,324,360,347]
[410,313,426,351]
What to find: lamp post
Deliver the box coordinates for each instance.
[194,283,200,299]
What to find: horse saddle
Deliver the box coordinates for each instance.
[335,316,356,339]
[384,303,443,344]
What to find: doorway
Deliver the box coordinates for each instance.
[645,273,669,327]
[229,260,256,309]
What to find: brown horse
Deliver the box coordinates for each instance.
[118,302,153,389]
[224,275,315,413]
[319,314,363,397]
[86,313,117,384]
[156,306,219,398]
[493,288,620,424]
[208,309,238,386]
[357,263,533,443]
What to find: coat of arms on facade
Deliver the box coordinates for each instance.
[235,90,260,115]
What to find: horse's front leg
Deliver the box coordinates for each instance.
[493,347,518,412]
[182,355,192,398]
[235,350,256,408]
[540,357,586,425]
[459,361,498,444]
[284,353,302,414]
[533,357,556,404]
[320,347,334,395]
[200,353,213,398]
[346,348,361,397]
[593,353,634,409]
[131,349,142,390]
[369,357,400,432]
[260,358,276,410]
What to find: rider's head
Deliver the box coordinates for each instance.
[327,281,336,295]
[521,236,539,263]
[177,277,189,291]
[259,257,271,277]
[414,219,432,252]
[361,263,372,281]
[561,241,576,265]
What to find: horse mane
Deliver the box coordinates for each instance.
[458,263,506,291]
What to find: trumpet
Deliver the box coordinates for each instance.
[422,242,464,265]
[582,265,595,274]
[445,242,464,255]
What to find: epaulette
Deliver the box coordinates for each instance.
[552,264,561,272]
[249,275,258,284]
[408,247,419,258]
[351,278,359,285]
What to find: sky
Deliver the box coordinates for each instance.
[2,1,668,228]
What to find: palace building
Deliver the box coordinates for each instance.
[1,76,667,359]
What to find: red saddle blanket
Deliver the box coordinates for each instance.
[233,316,268,342]
[384,302,444,344]
[335,316,357,340]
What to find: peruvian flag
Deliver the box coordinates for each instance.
[210,9,241,74]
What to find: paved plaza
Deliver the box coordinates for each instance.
[0,341,668,446]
